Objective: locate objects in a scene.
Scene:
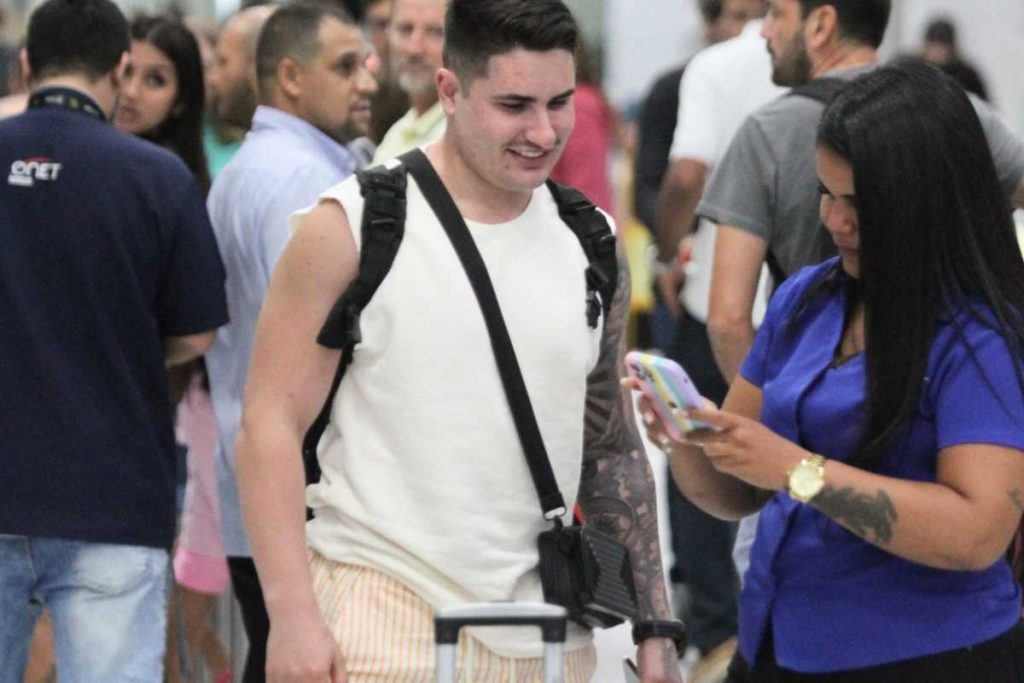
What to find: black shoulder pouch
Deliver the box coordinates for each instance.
[537,522,638,628]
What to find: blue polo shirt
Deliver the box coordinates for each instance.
[739,258,1024,672]
[0,91,228,549]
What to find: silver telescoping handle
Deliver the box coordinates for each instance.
[435,602,567,683]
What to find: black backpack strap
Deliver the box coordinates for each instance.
[788,77,847,105]
[545,180,619,329]
[301,164,407,494]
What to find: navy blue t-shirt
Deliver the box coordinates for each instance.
[0,95,228,549]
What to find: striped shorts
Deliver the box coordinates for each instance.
[309,550,597,682]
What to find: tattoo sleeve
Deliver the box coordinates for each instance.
[578,250,673,622]
[1009,488,1024,513]
[812,485,898,545]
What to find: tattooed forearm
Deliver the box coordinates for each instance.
[1009,488,1024,513]
[578,252,673,621]
[812,485,898,545]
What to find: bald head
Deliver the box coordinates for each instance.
[212,5,275,127]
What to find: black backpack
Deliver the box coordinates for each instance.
[301,149,619,491]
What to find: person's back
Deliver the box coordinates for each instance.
[0,1,227,680]
[0,112,222,546]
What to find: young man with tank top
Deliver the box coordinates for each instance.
[235,0,683,680]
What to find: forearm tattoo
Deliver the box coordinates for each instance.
[813,485,898,545]
[578,253,673,621]
[1009,488,1024,513]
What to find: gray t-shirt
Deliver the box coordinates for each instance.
[698,66,1024,278]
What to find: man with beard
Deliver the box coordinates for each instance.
[371,0,448,163]
[700,0,1024,390]
[204,5,377,680]
[211,5,275,131]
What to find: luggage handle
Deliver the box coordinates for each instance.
[435,602,567,683]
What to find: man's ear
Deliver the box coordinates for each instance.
[111,51,130,91]
[436,67,460,115]
[275,57,303,100]
[18,47,31,85]
[805,4,839,52]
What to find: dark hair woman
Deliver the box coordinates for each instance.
[638,60,1024,681]
[117,15,210,194]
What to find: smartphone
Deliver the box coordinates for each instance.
[624,351,712,440]
[623,657,641,683]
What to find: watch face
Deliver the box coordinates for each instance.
[791,463,823,498]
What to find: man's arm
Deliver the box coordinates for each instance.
[1015,178,1024,210]
[235,200,358,682]
[706,225,767,382]
[653,158,706,263]
[164,331,216,367]
[578,250,680,682]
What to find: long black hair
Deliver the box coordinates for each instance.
[816,60,1024,470]
[130,15,210,195]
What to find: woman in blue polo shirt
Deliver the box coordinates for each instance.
[645,61,1024,680]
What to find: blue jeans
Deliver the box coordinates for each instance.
[0,535,168,682]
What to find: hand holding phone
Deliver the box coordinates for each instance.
[624,351,714,440]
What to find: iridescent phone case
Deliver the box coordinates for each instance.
[625,351,711,440]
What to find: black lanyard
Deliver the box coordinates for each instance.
[28,87,106,122]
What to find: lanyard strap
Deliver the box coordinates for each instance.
[28,87,106,122]
[399,148,568,522]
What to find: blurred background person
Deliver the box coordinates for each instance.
[642,2,776,681]
[550,40,617,215]
[204,4,377,679]
[362,0,409,143]
[919,16,988,102]
[186,18,245,181]
[115,16,230,682]
[210,5,275,132]
[118,15,211,192]
[371,0,446,164]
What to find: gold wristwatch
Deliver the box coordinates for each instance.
[787,454,827,503]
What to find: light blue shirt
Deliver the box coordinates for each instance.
[205,106,362,556]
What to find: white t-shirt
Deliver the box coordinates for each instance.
[296,162,608,658]
[669,20,785,322]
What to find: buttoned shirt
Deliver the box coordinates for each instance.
[739,258,1024,672]
[206,106,359,555]
[371,101,446,165]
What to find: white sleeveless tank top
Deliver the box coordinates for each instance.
[298,164,609,657]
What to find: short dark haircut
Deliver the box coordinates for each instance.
[26,0,130,81]
[130,16,210,195]
[814,60,1024,470]
[924,18,956,46]
[255,1,354,98]
[797,0,890,49]
[443,0,578,85]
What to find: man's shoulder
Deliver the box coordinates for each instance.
[214,132,341,194]
[648,65,686,97]
[745,90,823,133]
[689,25,764,73]
[2,112,193,189]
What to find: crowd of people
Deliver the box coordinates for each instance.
[0,0,1022,682]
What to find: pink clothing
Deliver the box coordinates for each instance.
[550,84,616,215]
[174,546,230,595]
[173,380,229,594]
